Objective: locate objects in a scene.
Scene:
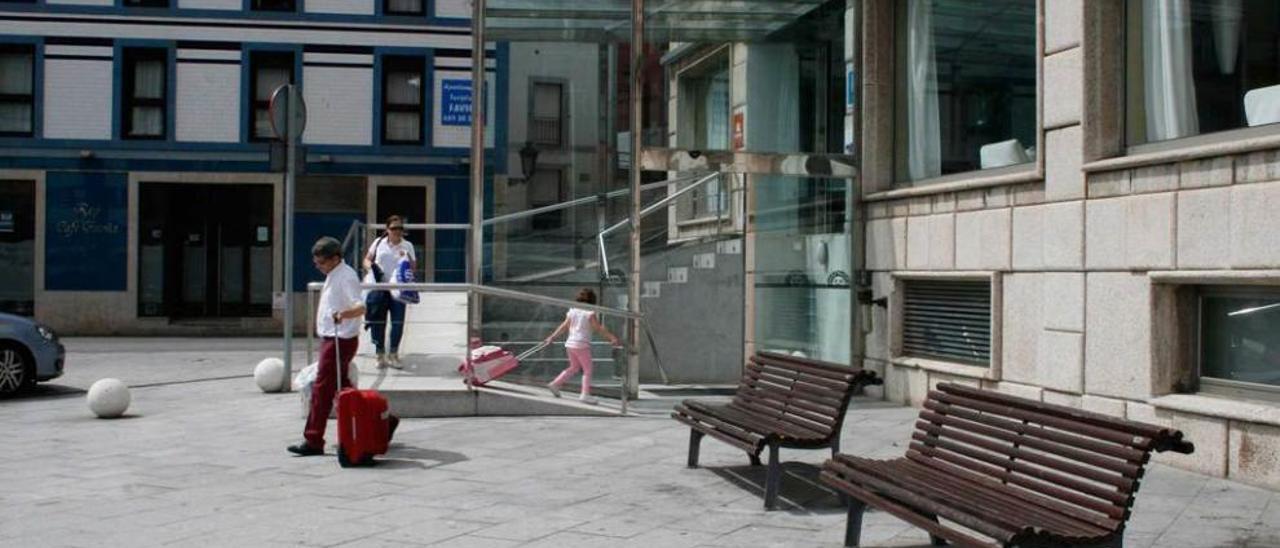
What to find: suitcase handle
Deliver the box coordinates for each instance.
[515,340,551,361]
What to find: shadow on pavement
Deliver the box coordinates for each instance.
[708,461,845,514]
[0,383,87,402]
[382,444,468,470]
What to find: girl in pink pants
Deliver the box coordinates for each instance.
[544,288,619,405]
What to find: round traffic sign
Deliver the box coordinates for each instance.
[268,84,307,141]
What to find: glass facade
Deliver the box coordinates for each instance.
[1126,0,1280,146]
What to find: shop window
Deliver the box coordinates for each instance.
[0,45,34,137]
[529,80,564,148]
[676,52,730,219]
[382,56,424,145]
[385,0,423,16]
[1197,286,1280,400]
[122,48,168,140]
[894,0,1037,182]
[900,279,992,366]
[1125,0,1280,146]
[249,51,294,141]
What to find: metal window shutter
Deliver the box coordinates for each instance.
[902,280,991,365]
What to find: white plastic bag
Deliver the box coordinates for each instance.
[294,361,360,418]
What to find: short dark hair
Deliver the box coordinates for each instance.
[312,236,342,259]
[575,288,597,305]
[386,214,403,227]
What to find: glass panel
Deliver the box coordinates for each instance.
[896,0,1037,180]
[220,246,244,306]
[753,175,851,363]
[131,106,164,137]
[387,70,422,106]
[134,59,164,100]
[386,0,422,14]
[386,111,422,142]
[1201,291,1280,388]
[139,244,164,316]
[254,108,273,138]
[256,66,291,101]
[182,241,206,307]
[0,53,32,95]
[1126,0,1280,145]
[0,103,31,134]
[0,180,34,316]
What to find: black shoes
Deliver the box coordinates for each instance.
[287,442,324,456]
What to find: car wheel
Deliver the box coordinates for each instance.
[0,343,34,397]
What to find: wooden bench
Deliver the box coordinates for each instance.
[820,383,1195,548]
[672,351,882,509]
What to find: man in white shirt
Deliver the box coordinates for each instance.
[288,237,365,457]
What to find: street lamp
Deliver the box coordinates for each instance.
[519,141,539,181]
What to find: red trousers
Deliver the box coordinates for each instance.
[304,336,359,449]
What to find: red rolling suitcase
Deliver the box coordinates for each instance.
[460,341,548,387]
[333,339,398,468]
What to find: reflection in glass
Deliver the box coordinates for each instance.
[896,0,1037,180]
[1127,0,1280,145]
[1201,292,1280,389]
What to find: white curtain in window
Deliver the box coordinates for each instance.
[132,106,163,136]
[386,112,421,142]
[387,71,421,106]
[387,0,421,12]
[135,60,164,100]
[0,53,32,94]
[256,67,290,101]
[1211,0,1242,75]
[705,71,730,214]
[1143,0,1199,142]
[906,0,941,181]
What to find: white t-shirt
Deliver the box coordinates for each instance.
[565,308,594,349]
[316,262,362,339]
[367,237,416,282]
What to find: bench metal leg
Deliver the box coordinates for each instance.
[687,430,704,468]
[831,435,841,459]
[923,513,947,546]
[748,452,762,467]
[763,442,781,510]
[844,499,866,547]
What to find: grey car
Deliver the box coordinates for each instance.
[0,313,64,396]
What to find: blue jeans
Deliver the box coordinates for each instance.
[371,297,406,354]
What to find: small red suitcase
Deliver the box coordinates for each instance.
[332,337,397,468]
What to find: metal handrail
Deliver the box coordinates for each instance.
[598,172,721,277]
[306,281,641,320]
[479,174,699,227]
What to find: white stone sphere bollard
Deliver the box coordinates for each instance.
[87,378,131,418]
[254,358,287,393]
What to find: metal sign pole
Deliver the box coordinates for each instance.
[282,86,298,389]
[469,0,486,356]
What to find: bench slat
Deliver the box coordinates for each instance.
[747,366,851,401]
[737,379,844,417]
[931,391,1153,450]
[672,409,762,452]
[751,352,860,383]
[923,401,1148,463]
[906,446,1128,520]
[729,394,839,433]
[747,360,854,392]
[909,432,1130,506]
[938,384,1182,445]
[914,420,1137,490]
[819,470,1001,548]
[829,455,1113,539]
[919,409,1142,478]
[704,402,828,441]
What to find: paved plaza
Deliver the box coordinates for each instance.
[3,339,1280,547]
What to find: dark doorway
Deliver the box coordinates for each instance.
[375,185,427,282]
[0,180,34,316]
[139,183,274,318]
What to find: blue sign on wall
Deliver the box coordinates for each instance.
[441,79,473,126]
[45,172,128,291]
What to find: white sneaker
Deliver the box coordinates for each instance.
[388,353,403,369]
[375,353,388,369]
[579,395,598,405]
[547,383,561,398]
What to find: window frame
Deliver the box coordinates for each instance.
[383,0,425,16]
[381,55,425,146]
[123,0,170,7]
[0,44,35,138]
[121,47,169,141]
[527,77,567,150]
[1195,284,1280,402]
[888,272,1003,382]
[247,51,295,142]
